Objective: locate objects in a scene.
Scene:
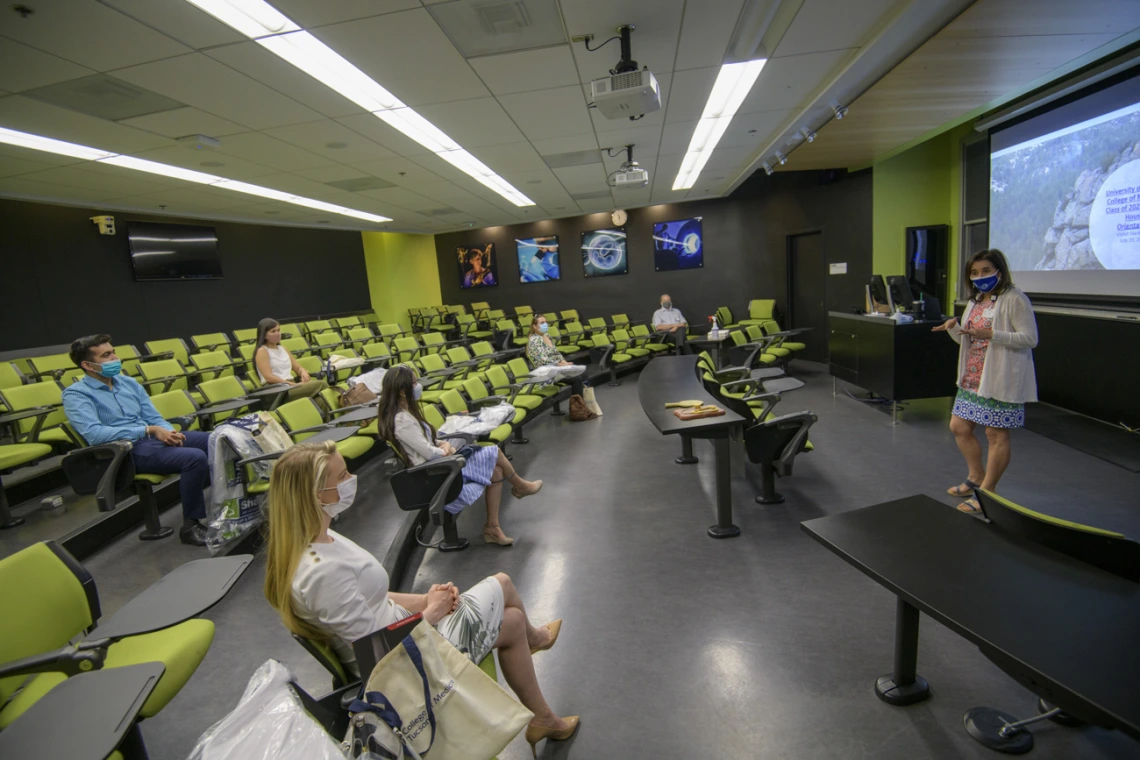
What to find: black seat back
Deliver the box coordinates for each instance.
[744,411,816,474]
[390,464,464,512]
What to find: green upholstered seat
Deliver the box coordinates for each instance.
[233,328,258,344]
[591,334,634,364]
[462,377,526,425]
[611,329,651,358]
[112,345,143,378]
[197,375,248,405]
[281,336,313,357]
[0,543,214,729]
[150,390,201,432]
[0,442,52,470]
[27,354,84,386]
[439,389,512,444]
[630,324,671,353]
[305,319,333,336]
[190,350,241,387]
[137,359,205,403]
[456,313,493,341]
[728,330,778,366]
[418,354,466,390]
[344,327,376,350]
[738,299,777,328]
[485,366,544,410]
[190,332,231,352]
[505,359,561,398]
[276,398,375,459]
[0,381,78,447]
[145,338,191,366]
[1,361,26,390]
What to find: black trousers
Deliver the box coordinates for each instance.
[659,329,687,354]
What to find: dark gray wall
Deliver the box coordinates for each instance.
[434,169,873,328]
[0,198,370,351]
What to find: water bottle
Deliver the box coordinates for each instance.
[710,315,719,334]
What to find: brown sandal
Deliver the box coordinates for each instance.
[947,479,980,497]
[956,497,981,514]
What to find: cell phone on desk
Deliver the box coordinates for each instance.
[351,613,423,680]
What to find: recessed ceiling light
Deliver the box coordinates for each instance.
[201,161,225,167]
[325,141,348,149]
[182,0,534,208]
[0,125,391,223]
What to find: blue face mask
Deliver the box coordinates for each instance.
[971,273,1000,293]
[94,359,122,378]
[538,323,549,333]
[412,383,423,401]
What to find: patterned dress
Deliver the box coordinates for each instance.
[527,333,563,367]
[951,297,1025,428]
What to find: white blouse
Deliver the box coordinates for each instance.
[949,287,1039,404]
[291,529,410,674]
[259,345,294,383]
[393,410,448,466]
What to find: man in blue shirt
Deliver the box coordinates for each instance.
[651,294,688,354]
[62,334,210,546]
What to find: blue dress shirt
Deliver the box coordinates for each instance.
[652,307,686,329]
[62,374,174,445]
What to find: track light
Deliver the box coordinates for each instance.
[800,127,816,143]
[775,151,787,166]
[833,103,848,120]
[762,161,773,176]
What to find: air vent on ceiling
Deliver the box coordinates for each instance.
[476,1,530,35]
[23,74,184,121]
[324,177,396,192]
[543,150,602,169]
[425,207,461,216]
[571,190,612,201]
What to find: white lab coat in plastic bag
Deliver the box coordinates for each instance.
[185,660,346,760]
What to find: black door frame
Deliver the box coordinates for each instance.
[785,227,825,330]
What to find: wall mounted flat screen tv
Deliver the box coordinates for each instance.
[127,222,223,281]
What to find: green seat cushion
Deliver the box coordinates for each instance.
[556,346,579,355]
[612,352,634,363]
[645,343,671,352]
[804,440,814,452]
[190,391,205,404]
[757,353,779,365]
[530,385,560,398]
[0,443,52,469]
[782,342,806,352]
[486,424,513,444]
[37,428,75,446]
[335,435,375,460]
[0,619,214,726]
[766,347,791,357]
[623,348,651,358]
[359,420,379,436]
[509,395,543,411]
[133,473,169,485]
[508,408,526,425]
[420,390,447,404]
[469,331,493,339]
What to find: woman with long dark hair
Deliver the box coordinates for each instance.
[263,441,578,754]
[375,365,542,545]
[253,318,328,401]
[934,249,1038,512]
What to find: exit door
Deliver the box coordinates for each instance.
[788,231,827,363]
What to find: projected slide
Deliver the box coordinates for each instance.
[990,102,1140,273]
[517,236,560,283]
[581,228,628,277]
[653,217,704,271]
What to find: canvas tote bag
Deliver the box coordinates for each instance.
[345,621,532,760]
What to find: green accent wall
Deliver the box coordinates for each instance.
[871,123,974,297]
[362,231,442,330]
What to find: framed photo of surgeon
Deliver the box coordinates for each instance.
[457,243,498,289]
[517,235,561,283]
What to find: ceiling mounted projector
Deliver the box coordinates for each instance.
[586,25,661,121]
[608,144,649,188]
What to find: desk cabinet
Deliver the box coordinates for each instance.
[828,312,959,401]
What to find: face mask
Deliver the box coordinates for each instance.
[662,302,672,310]
[971,273,1000,293]
[412,383,423,400]
[321,474,357,518]
[92,359,122,378]
[538,323,549,333]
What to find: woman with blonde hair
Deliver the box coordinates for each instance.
[263,441,578,755]
[526,314,587,397]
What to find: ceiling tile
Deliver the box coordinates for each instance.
[0,38,94,93]
[118,145,280,181]
[563,0,686,82]
[675,0,745,71]
[294,165,377,183]
[469,45,581,95]
[417,98,527,147]
[22,165,175,195]
[530,133,600,157]
[498,86,593,140]
[270,0,422,27]
[552,163,608,192]
[664,67,720,123]
[114,185,251,211]
[739,49,856,114]
[312,10,491,107]
[0,152,65,177]
[1,0,192,71]
[0,175,119,203]
[352,156,448,187]
[357,188,443,212]
[0,95,173,154]
[773,0,904,58]
[264,120,396,163]
[465,142,549,173]
[22,75,185,121]
[204,42,367,120]
[100,0,245,49]
[113,54,325,130]
[335,113,434,157]
[118,107,248,139]
[209,132,336,172]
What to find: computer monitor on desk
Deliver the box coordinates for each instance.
[886,275,914,313]
[867,275,889,313]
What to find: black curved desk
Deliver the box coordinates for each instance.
[638,356,747,538]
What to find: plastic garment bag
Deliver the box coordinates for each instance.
[185,660,346,760]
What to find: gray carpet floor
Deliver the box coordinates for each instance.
[22,360,1140,759]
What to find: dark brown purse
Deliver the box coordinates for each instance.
[568,394,598,421]
[341,384,377,408]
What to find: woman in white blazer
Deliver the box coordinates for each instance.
[934,249,1038,513]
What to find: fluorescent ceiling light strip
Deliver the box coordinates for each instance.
[183,0,298,38]
[0,126,390,223]
[180,0,535,207]
[0,126,116,160]
[258,32,404,112]
[672,59,767,191]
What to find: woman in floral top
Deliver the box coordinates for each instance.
[934,249,1038,513]
[526,314,586,396]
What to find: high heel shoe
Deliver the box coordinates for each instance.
[482,524,514,546]
[530,619,562,656]
[511,479,543,499]
[525,716,580,758]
